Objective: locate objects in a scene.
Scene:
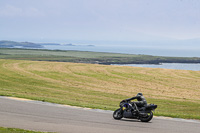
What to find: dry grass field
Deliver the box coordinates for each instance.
[0,59,200,119]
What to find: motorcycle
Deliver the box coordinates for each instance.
[113,100,157,122]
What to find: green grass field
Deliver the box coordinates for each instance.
[0,59,200,119]
[0,127,51,133]
[1,48,200,64]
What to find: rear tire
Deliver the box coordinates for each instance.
[113,108,123,120]
[140,111,153,122]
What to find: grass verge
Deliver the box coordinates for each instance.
[0,127,51,133]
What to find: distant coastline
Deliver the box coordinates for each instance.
[1,40,200,65]
[1,48,200,65]
[0,40,95,49]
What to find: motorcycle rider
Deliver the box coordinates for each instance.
[122,93,147,113]
[114,93,157,121]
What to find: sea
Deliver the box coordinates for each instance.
[113,63,200,71]
[42,45,200,71]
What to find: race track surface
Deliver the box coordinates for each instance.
[0,96,199,133]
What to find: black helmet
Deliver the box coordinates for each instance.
[137,93,143,96]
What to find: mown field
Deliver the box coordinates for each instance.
[0,59,200,119]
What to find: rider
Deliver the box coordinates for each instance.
[122,93,147,113]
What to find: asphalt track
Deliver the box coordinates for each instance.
[0,96,199,133]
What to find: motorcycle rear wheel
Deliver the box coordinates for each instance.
[140,111,153,122]
[113,108,123,120]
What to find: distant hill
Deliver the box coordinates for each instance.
[0,40,95,48]
[0,40,43,48]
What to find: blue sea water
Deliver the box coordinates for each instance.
[114,63,200,71]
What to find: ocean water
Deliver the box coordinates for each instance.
[115,63,200,71]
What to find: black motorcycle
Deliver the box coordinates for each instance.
[113,100,157,122]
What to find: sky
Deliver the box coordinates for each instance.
[0,0,200,44]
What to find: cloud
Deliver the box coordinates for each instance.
[0,5,45,17]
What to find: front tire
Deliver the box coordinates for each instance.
[140,111,153,122]
[113,108,123,120]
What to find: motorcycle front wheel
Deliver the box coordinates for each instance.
[113,108,123,120]
[140,111,153,122]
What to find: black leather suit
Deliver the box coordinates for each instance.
[125,95,147,107]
